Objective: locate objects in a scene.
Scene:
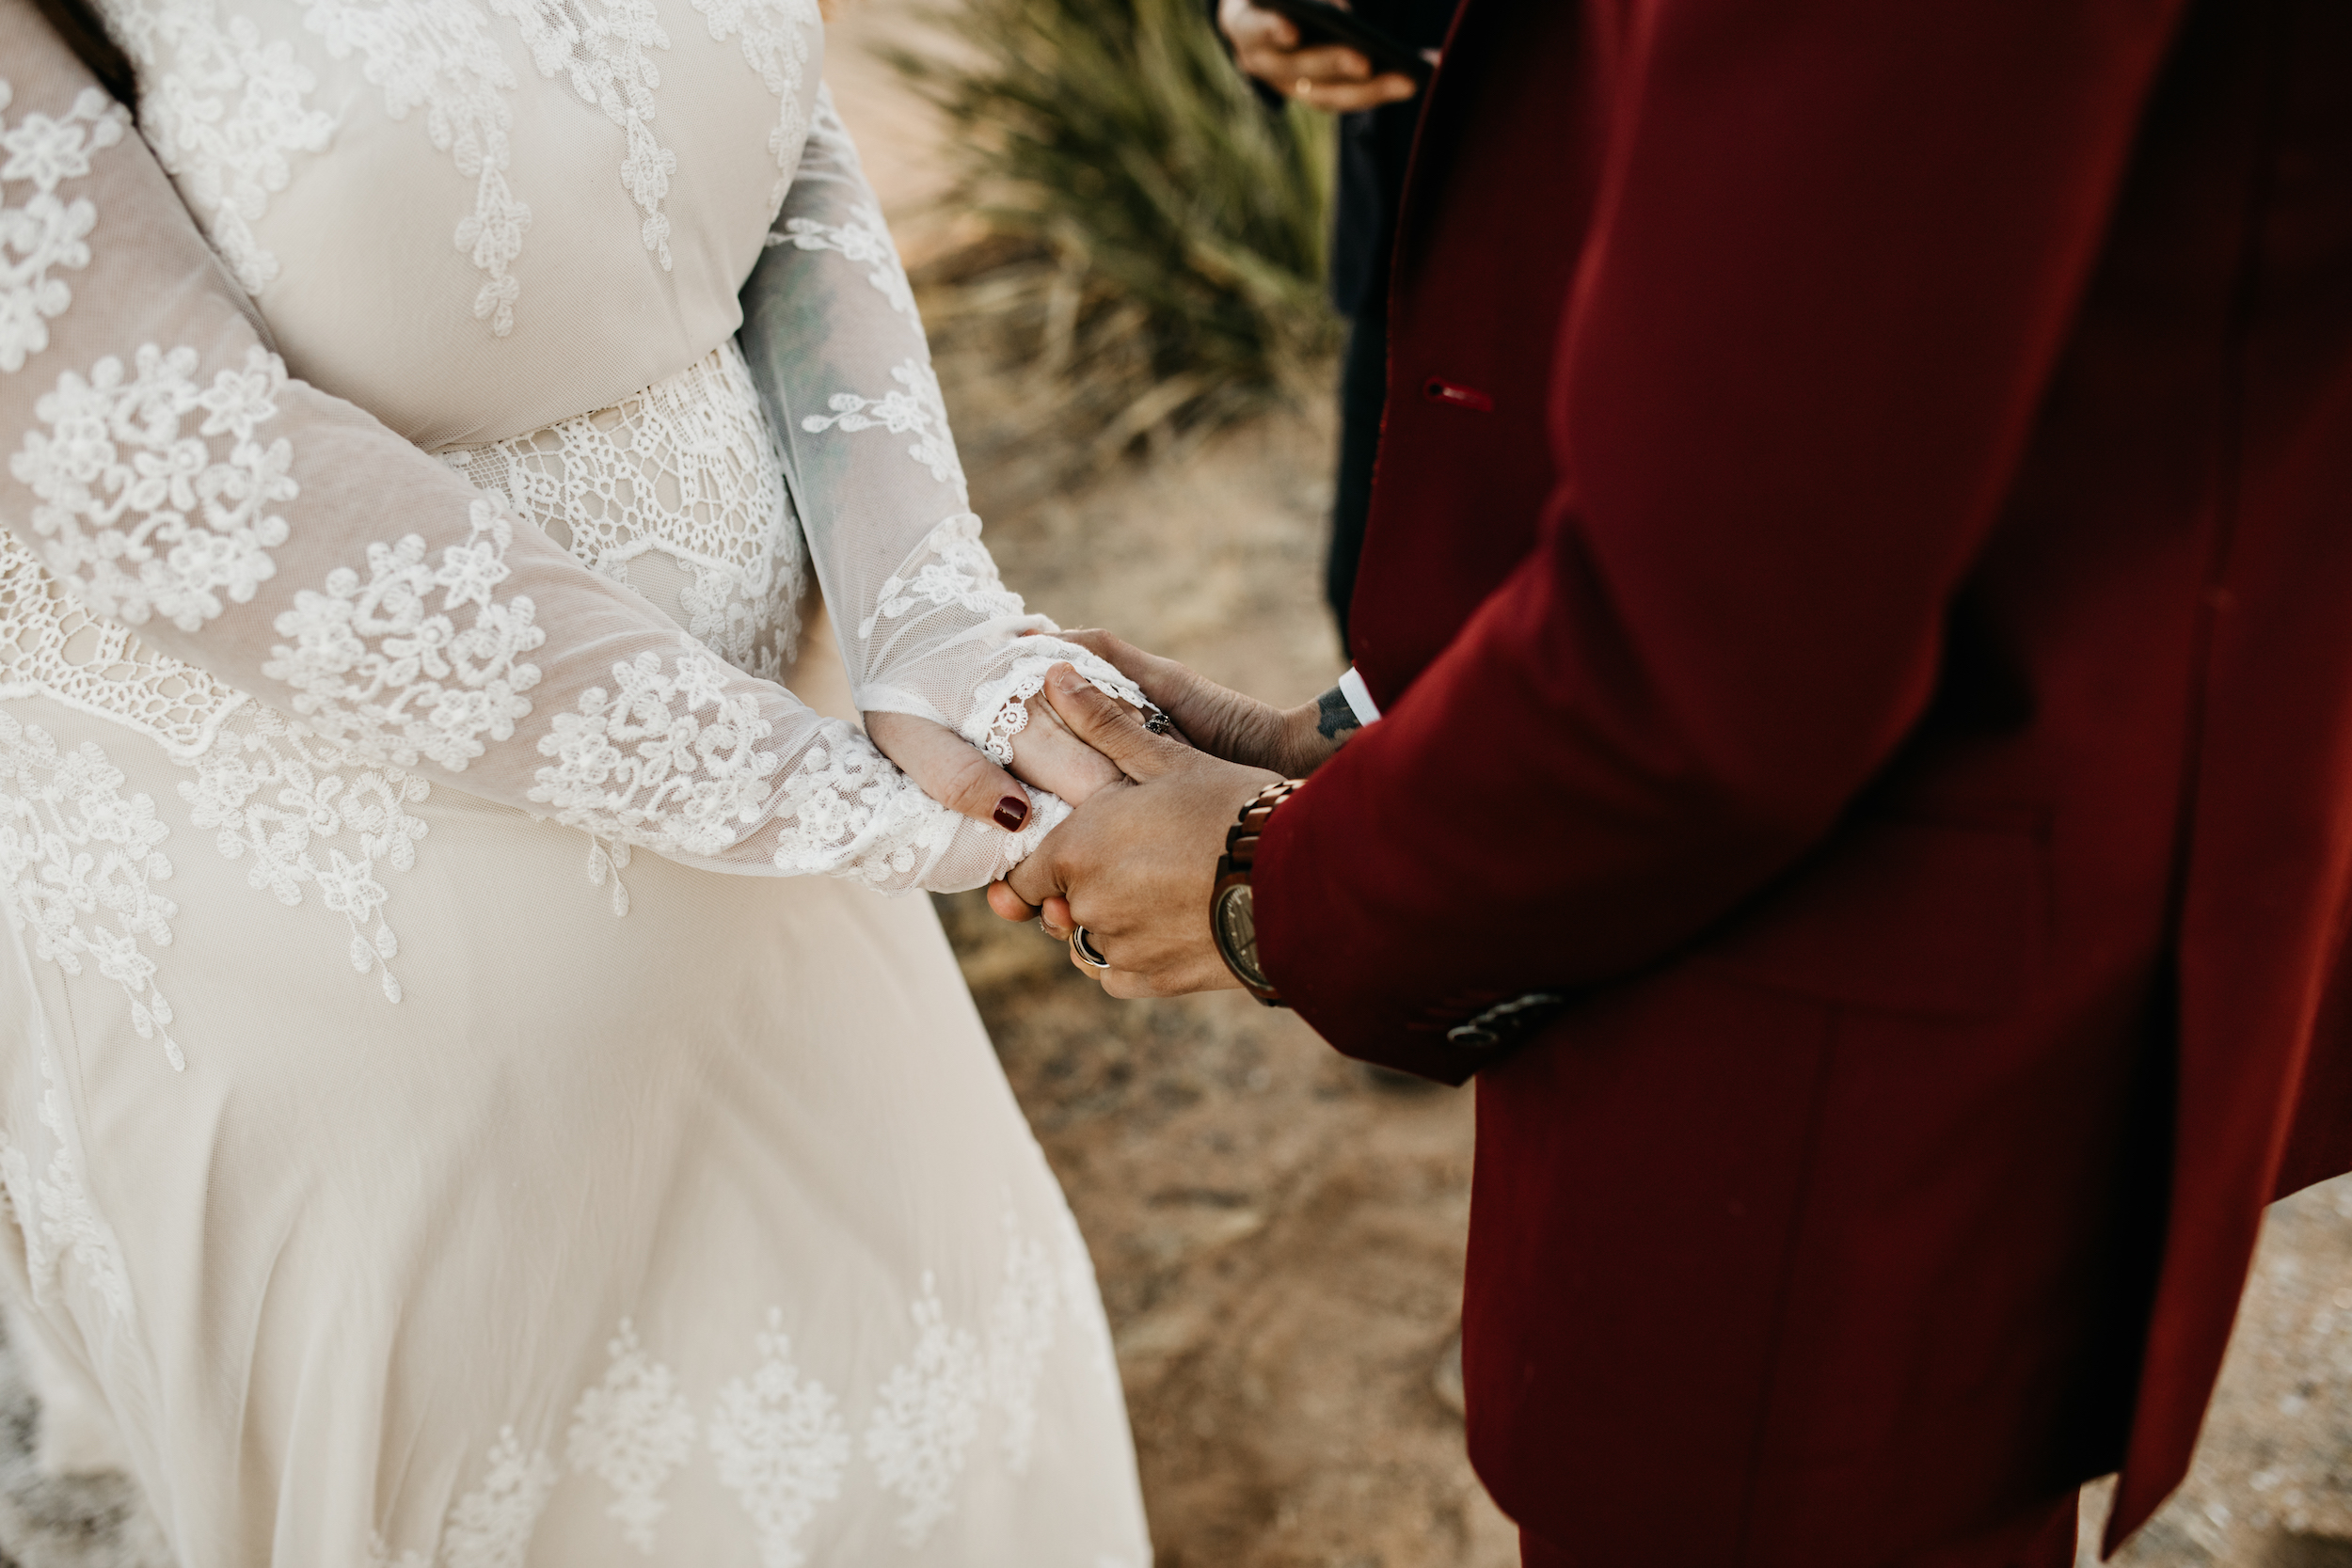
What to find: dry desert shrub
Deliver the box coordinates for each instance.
[885,0,1341,491]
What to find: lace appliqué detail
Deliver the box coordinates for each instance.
[707,1307,850,1568]
[365,1533,432,1568]
[864,1272,986,1547]
[568,1318,698,1553]
[858,513,1021,641]
[0,1046,133,1327]
[799,357,965,505]
[689,0,819,210]
[586,834,631,915]
[305,0,532,335]
[263,499,546,770]
[0,712,182,1069]
[529,643,778,858]
[771,199,917,332]
[176,706,429,1004]
[1,538,430,1007]
[440,1427,559,1568]
[445,342,805,684]
[102,0,337,294]
[0,531,248,758]
[25,1047,134,1321]
[984,1211,1062,1476]
[0,81,127,374]
[961,649,1150,767]
[769,725,947,884]
[489,0,677,268]
[9,342,294,633]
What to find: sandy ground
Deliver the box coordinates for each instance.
[821,9,2352,1567]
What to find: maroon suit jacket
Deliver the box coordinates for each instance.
[1249,0,2352,1560]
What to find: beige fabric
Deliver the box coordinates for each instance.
[0,2,1152,1562]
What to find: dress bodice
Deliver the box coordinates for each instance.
[96,0,822,450]
[2,0,1150,903]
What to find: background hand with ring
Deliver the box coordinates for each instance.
[1216,0,1422,112]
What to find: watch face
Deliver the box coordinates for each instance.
[1214,884,1270,990]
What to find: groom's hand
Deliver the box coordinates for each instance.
[987,664,1279,996]
[1046,629,1362,778]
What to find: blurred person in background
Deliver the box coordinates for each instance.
[1215,0,1454,652]
[995,1,2352,1564]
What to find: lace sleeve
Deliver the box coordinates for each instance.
[737,87,1149,768]
[0,10,1050,894]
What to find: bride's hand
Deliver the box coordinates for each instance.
[864,701,1127,835]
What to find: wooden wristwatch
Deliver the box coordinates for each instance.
[1211,780,1306,1006]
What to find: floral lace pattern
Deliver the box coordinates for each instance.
[0,712,181,1069]
[0,531,248,759]
[440,1428,559,1568]
[27,1046,133,1320]
[529,642,778,857]
[771,199,914,334]
[707,1307,850,1568]
[0,79,127,374]
[984,1211,1061,1475]
[858,512,1023,641]
[304,0,531,335]
[3,535,430,1008]
[100,0,337,295]
[263,499,546,770]
[444,342,805,683]
[688,0,818,210]
[567,1318,698,1552]
[10,342,294,633]
[366,1534,431,1568]
[799,356,966,504]
[175,706,429,1004]
[0,1038,135,1323]
[864,1274,986,1546]
[489,0,676,269]
[769,723,952,883]
[364,1213,1089,1563]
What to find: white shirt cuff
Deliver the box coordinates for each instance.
[1338,665,1383,726]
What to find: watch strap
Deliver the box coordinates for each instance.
[1213,779,1306,1005]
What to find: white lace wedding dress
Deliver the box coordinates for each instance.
[0,0,1155,1561]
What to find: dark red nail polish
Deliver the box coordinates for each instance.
[993,796,1029,831]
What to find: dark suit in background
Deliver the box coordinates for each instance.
[1320,0,1455,651]
[1218,0,1458,650]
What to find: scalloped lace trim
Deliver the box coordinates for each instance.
[443,341,805,684]
[963,649,1152,767]
[0,531,247,759]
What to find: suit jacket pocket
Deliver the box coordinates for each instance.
[1688,814,2051,1019]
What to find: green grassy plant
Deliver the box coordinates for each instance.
[886,0,1339,483]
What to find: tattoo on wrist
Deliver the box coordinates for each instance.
[1314,686,1361,746]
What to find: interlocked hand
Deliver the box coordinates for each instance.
[986,664,1279,996]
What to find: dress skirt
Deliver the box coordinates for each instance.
[0,626,1152,1567]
